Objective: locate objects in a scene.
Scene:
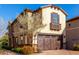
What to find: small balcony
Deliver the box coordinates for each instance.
[50,23,61,31]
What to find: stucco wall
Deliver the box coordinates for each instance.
[66,27,79,49]
[39,7,66,35]
[66,19,79,49]
[33,7,66,45]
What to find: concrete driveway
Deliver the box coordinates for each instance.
[33,50,79,55]
[0,49,79,55]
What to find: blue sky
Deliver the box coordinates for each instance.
[0,4,79,37]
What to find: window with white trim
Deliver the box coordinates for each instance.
[51,13,59,24]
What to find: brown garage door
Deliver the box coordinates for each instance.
[37,35,60,50]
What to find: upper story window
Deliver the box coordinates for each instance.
[50,13,61,30]
[68,23,71,27]
[51,13,59,24]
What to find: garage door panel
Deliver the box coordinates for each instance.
[50,39,55,50]
[37,35,60,50]
[37,36,44,50]
[44,38,50,50]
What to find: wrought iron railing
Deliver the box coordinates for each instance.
[50,23,61,31]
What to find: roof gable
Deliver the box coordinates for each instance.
[67,16,79,22]
[40,4,68,16]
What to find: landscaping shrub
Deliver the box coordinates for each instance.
[0,34,9,50]
[2,46,12,50]
[22,46,34,55]
[1,42,12,50]
[0,42,3,50]
[73,44,79,51]
[11,48,22,53]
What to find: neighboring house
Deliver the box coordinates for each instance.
[66,16,79,49]
[8,5,67,52]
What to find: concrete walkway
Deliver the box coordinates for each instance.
[0,50,18,55]
[33,50,79,55]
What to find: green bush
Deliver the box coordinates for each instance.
[11,48,22,53]
[73,44,79,51]
[2,46,12,50]
[1,42,12,50]
[22,46,34,55]
[0,34,9,50]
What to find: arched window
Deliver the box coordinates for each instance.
[51,13,59,24]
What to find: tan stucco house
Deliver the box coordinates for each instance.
[8,5,67,52]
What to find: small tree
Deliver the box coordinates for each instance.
[17,12,46,45]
